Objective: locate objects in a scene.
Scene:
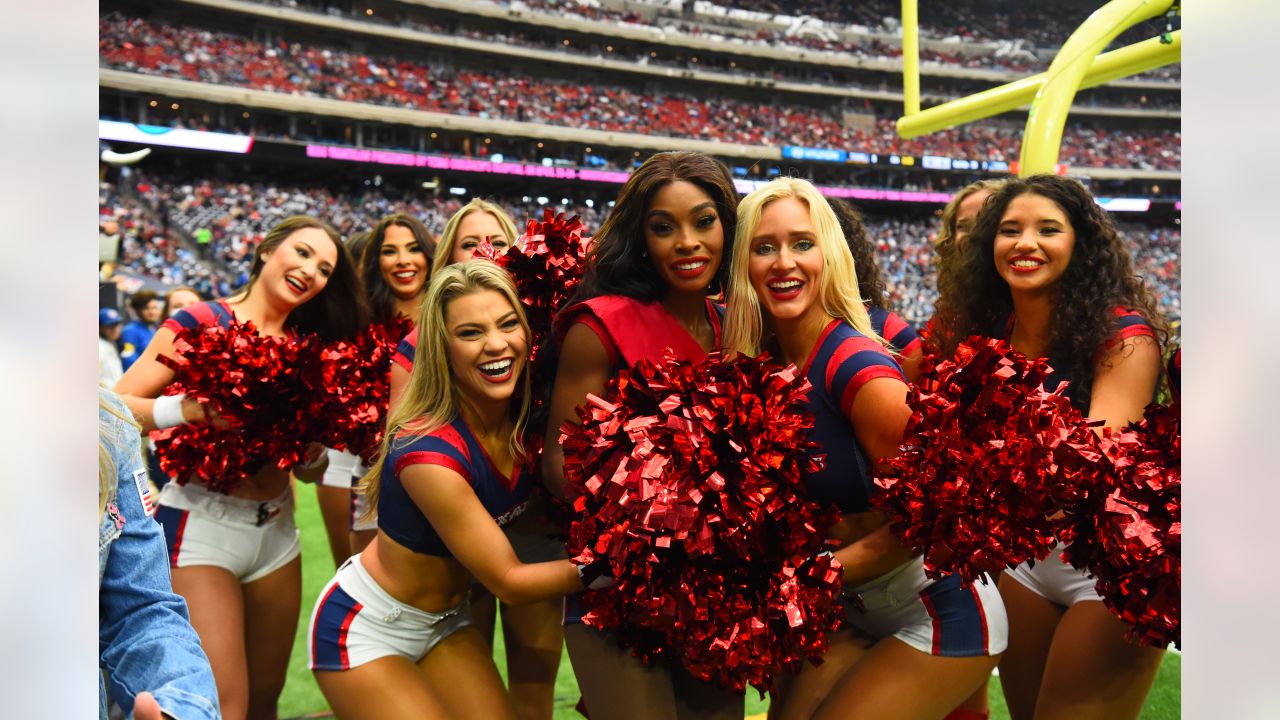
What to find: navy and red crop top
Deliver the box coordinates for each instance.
[161,300,236,333]
[392,328,418,372]
[996,307,1157,411]
[800,319,907,514]
[378,416,531,557]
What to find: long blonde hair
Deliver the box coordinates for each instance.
[431,199,521,277]
[358,261,532,516]
[724,177,880,358]
[99,387,142,521]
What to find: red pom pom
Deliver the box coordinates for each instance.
[873,337,1107,585]
[154,318,319,493]
[306,316,414,462]
[1062,401,1181,648]
[562,350,844,694]
[478,208,591,366]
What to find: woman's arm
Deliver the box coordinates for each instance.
[400,464,585,605]
[540,321,613,498]
[832,376,917,585]
[99,410,219,719]
[112,328,221,433]
[1088,335,1162,430]
[896,345,925,385]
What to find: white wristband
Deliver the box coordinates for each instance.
[153,393,189,430]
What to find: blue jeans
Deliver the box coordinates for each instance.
[99,389,219,720]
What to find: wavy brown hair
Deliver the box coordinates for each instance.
[931,174,1167,403]
[239,215,367,340]
[828,197,889,310]
[360,214,437,326]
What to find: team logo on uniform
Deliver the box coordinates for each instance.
[133,468,155,516]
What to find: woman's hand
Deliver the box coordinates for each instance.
[291,442,329,484]
[180,397,234,429]
[132,691,172,720]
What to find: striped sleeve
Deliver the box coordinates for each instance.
[391,331,417,372]
[394,426,473,484]
[879,309,922,357]
[160,301,222,333]
[1103,307,1156,351]
[825,335,906,417]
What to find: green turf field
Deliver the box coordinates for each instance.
[280,483,1180,719]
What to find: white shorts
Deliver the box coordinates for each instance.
[843,556,1007,658]
[321,448,361,489]
[1004,540,1103,607]
[308,553,472,671]
[349,458,377,532]
[154,482,299,584]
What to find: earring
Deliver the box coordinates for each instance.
[641,250,649,258]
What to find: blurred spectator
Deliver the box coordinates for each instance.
[99,218,122,274]
[162,286,203,317]
[99,308,125,386]
[119,290,161,371]
[194,226,212,259]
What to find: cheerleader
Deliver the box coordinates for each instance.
[931,174,1168,720]
[310,261,604,720]
[114,216,365,720]
[724,179,1004,720]
[431,197,521,271]
[326,214,435,567]
[392,199,564,720]
[543,151,744,720]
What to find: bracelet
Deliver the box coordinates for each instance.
[152,393,189,430]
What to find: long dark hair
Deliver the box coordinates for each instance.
[829,197,889,310]
[932,175,1167,401]
[576,151,739,302]
[242,216,367,340]
[359,213,436,325]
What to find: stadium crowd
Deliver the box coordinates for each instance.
[249,0,1182,110]
[487,0,1180,77]
[99,15,1181,171]
[101,173,1180,329]
[247,0,1177,79]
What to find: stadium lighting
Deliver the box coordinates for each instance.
[537,196,549,205]
[561,198,570,205]
[585,199,595,208]
[449,187,467,195]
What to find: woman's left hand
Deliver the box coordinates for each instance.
[291,442,329,483]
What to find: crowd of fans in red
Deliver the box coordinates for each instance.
[101,173,1180,328]
[99,16,1181,171]
[496,0,1180,77]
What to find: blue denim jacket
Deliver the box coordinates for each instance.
[99,389,220,719]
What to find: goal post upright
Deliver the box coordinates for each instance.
[894,0,1181,176]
